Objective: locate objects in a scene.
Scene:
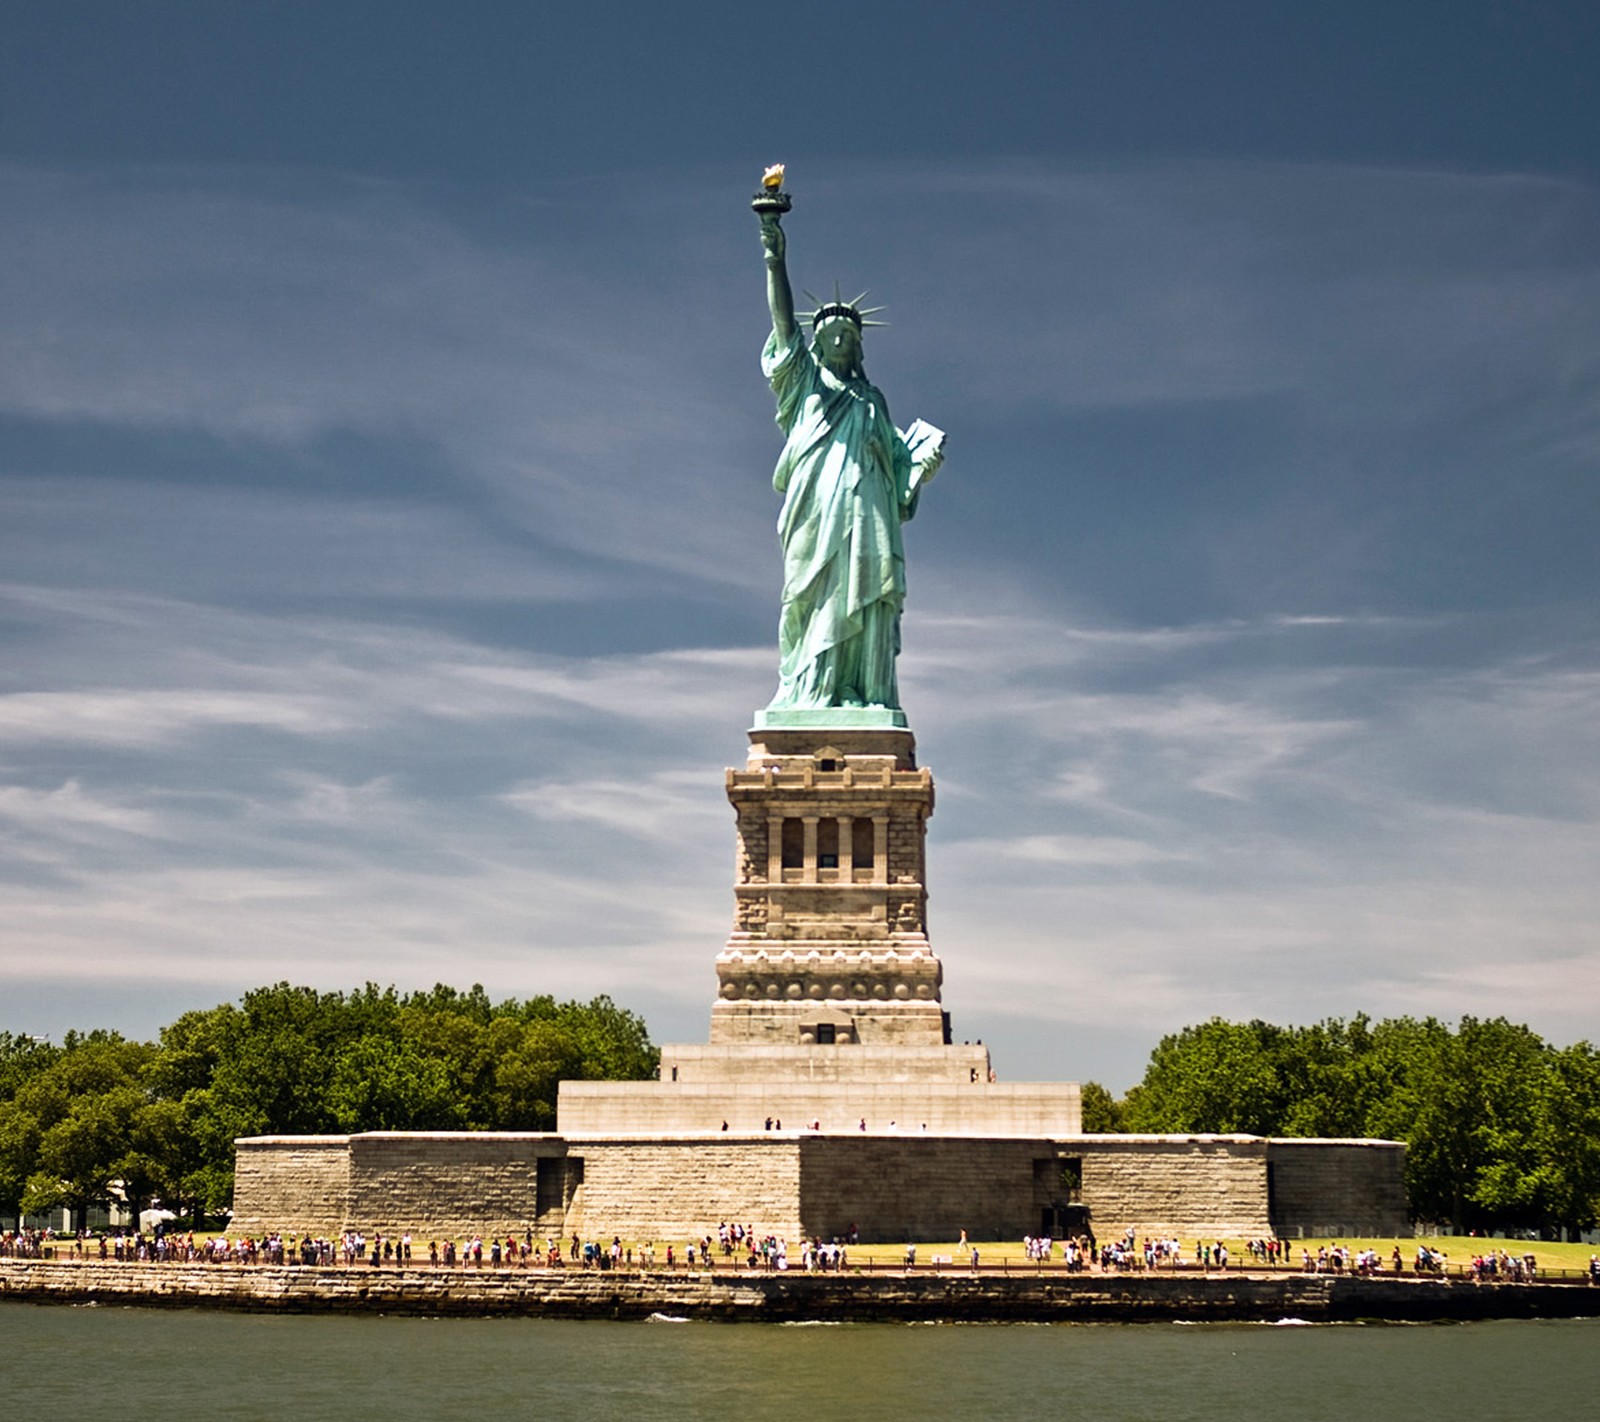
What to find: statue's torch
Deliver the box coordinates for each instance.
[752,163,792,218]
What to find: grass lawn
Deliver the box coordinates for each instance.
[1293,1234,1597,1275]
[73,1228,1598,1280]
[805,1234,1599,1278]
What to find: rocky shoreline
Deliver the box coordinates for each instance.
[3,1259,1596,1323]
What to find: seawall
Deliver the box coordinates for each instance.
[3,1260,1595,1323]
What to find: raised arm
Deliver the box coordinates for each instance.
[759,216,796,346]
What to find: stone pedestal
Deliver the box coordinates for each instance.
[549,720,1074,1137]
[712,726,947,1047]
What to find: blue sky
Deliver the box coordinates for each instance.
[3,2,1597,1088]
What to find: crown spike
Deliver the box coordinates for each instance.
[800,282,887,332]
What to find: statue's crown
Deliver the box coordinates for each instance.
[803,286,886,331]
[811,301,862,331]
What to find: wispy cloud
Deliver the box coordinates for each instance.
[504,770,727,846]
[0,689,350,746]
[0,163,779,598]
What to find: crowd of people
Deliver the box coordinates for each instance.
[1298,1244,1394,1274]
[4,1224,1592,1283]
[1413,1243,1450,1275]
[1466,1249,1540,1282]
[1016,1231,1244,1272]
[0,1228,53,1259]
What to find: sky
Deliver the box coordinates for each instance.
[2,2,1598,1090]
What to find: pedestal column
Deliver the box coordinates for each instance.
[715,727,945,1047]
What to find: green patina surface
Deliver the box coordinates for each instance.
[755,185,944,720]
[751,706,909,730]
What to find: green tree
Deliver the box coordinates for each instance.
[0,1032,58,1212]
[1529,1040,1600,1239]
[7,1034,155,1222]
[2,981,660,1217]
[1273,1016,1387,1138]
[0,1031,59,1102]
[0,1099,43,1218]
[1121,1018,1286,1135]
[477,1018,587,1130]
[147,1004,245,1221]
[1366,1015,1550,1232]
[1079,1080,1124,1132]
[1119,1012,1579,1234]
[325,1034,462,1132]
[540,995,658,1083]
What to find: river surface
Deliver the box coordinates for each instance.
[4,1303,1596,1421]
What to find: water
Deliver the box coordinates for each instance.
[3,1304,1596,1421]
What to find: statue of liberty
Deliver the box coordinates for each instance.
[754,170,944,726]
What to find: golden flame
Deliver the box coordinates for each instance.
[762,164,785,190]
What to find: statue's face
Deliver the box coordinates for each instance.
[814,318,862,375]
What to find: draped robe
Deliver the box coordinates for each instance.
[762,325,920,710]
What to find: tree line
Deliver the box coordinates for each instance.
[0,982,657,1227]
[1081,1015,1600,1239]
[7,996,1595,1240]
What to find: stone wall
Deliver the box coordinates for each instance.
[571,1138,804,1239]
[233,1133,573,1239]
[232,1129,1400,1246]
[234,1132,1061,1243]
[232,1137,351,1235]
[797,1136,1052,1242]
[1268,1140,1408,1236]
[7,1259,1592,1323]
[1074,1137,1274,1238]
[345,1134,572,1238]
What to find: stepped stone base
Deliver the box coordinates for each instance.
[557,1080,1082,1137]
[660,1042,993,1084]
[561,1037,1080,1137]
